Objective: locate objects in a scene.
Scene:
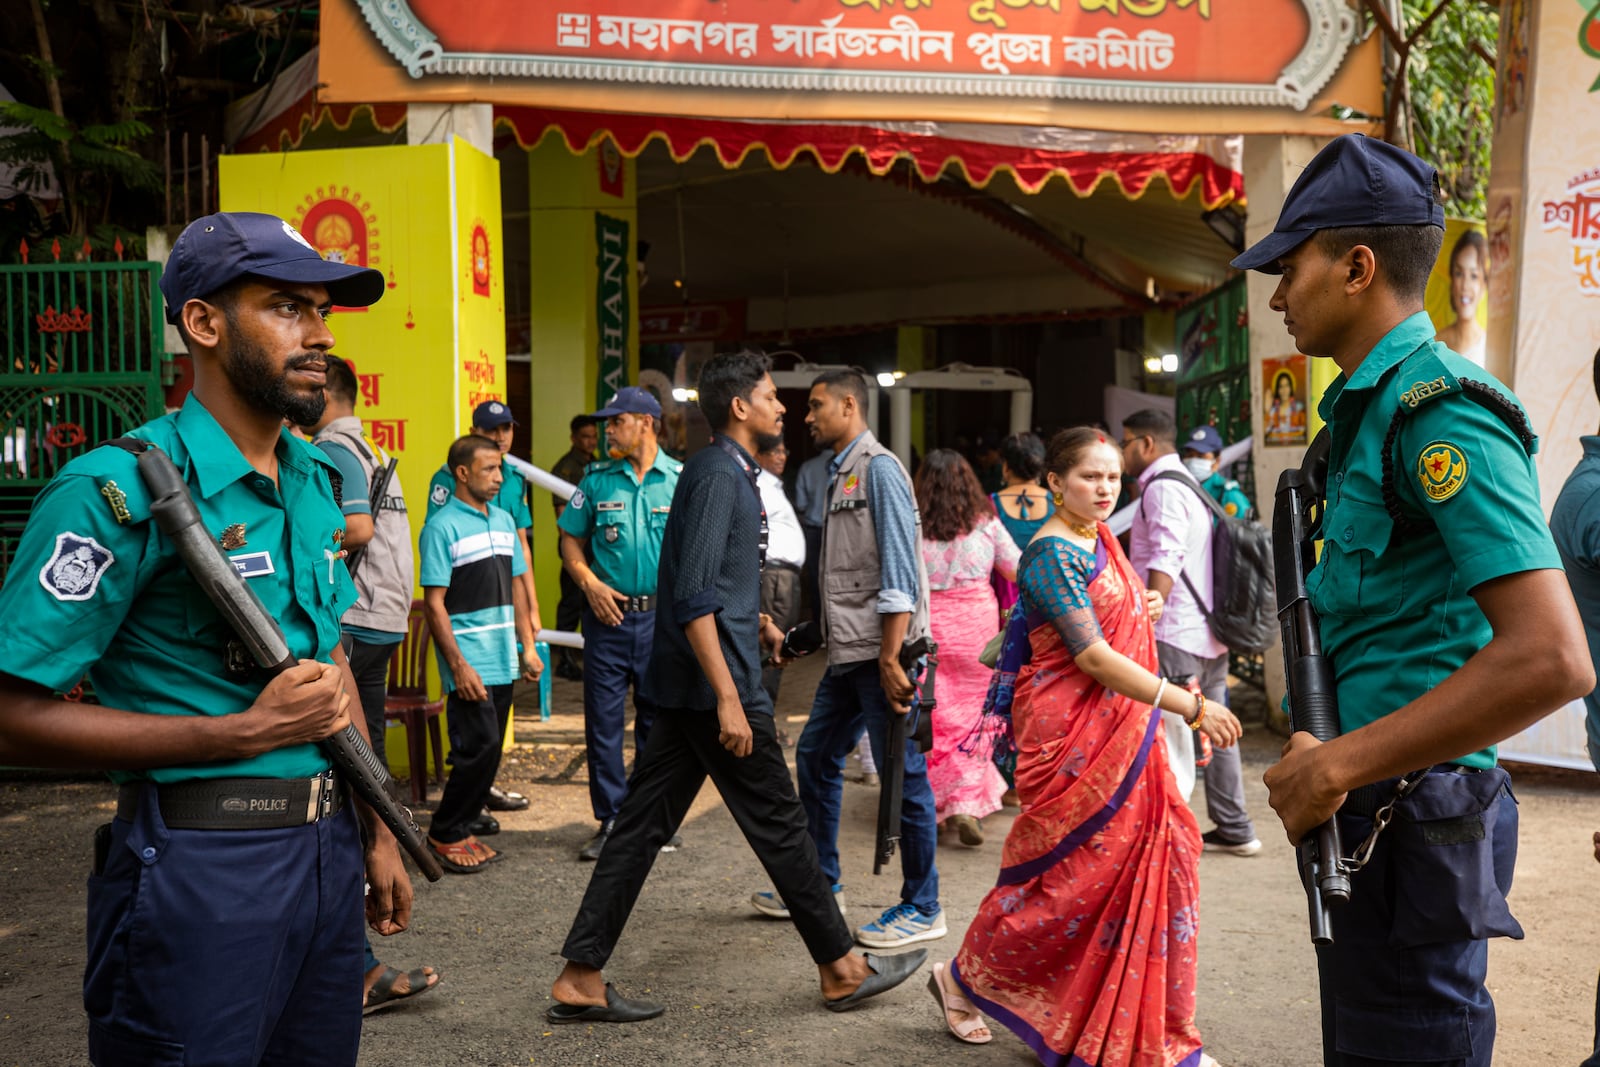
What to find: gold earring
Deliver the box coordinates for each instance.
[1052,492,1064,508]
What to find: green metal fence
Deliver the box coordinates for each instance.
[0,260,167,581]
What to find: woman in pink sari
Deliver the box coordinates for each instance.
[927,428,1241,1066]
[915,450,1020,846]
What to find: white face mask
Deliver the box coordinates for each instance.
[1183,457,1216,481]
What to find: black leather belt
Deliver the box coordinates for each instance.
[117,771,345,829]
[616,595,656,613]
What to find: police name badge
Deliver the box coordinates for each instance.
[430,484,450,507]
[39,532,114,602]
[1418,440,1468,503]
[229,551,276,579]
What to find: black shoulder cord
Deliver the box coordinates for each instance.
[1380,379,1537,538]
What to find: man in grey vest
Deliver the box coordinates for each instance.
[302,354,440,1013]
[750,369,944,949]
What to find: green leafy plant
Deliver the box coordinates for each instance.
[1402,0,1499,219]
[0,100,161,237]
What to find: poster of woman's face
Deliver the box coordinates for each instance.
[1425,219,1490,366]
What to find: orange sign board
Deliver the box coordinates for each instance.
[325,0,1379,131]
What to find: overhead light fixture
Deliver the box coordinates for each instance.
[671,387,697,402]
[1202,204,1246,253]
[1161,353,1179,373]
[1143,355,1164,375]
[875,371,905,388]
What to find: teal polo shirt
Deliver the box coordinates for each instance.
[0,393,356,783]
[419,495,527,692]
[1200,471,1254,518]
[1307,312,1561,769]
[557,448,681,597]
[426,457,532,532]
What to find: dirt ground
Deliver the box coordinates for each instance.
[4,655,1600,1067]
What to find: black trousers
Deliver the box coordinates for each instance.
[344,635,399,771]
[562,707,854,970]
[431,683,514,843]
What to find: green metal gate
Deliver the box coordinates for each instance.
[1172,276,1262,686]
[0,259,167,582]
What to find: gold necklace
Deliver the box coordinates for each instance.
[1064,517,1097,540]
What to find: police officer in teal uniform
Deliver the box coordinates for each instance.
[426,399,538,817]
[1180,424,1254,519]
[0,212,412,1065]
[1241,136,1593,1066]
[558,386,681,860]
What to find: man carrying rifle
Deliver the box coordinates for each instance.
[300,354,440,1011]
[0,211,412,1065]
[1243,136,1591,1065]
[550,351,925,1022]
[749,368,945,950]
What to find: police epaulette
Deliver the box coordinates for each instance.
[1381,378,1536,536]
[104,437,152,455]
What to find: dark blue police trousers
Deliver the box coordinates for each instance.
[581,605,659,824]
[85,783,364,1066]
[1315,769,1520,1067]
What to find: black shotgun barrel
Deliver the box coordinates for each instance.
[1273,439,1351,944]
[137,446,443,882]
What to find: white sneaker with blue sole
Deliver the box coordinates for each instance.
[750,883,846,920]
[855,902,947,948]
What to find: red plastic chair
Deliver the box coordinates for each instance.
[384,600,446,806]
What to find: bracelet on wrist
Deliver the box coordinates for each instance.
[1151,677,1168,712]
[1187,692,1207,731]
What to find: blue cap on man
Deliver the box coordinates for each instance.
[472,400,517,428]
[1231,134,1445,275]
[159,211,386,323]
[1182,425,1225,455]
[592,386,662,420]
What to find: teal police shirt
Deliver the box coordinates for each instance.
[426,458,532,532]
[557,449,681,597]
[1306,312,1561,769]
[0,393,357,783]
[1200,471,1254,518]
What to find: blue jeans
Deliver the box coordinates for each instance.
[795,660,939,914]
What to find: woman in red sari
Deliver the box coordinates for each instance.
[928,427,1242,1066]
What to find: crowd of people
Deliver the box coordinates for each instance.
[4,133,1600,1067]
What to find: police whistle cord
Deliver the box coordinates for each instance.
[1273,431,1351,944]
[876,638,937,875]
[129,443,444,882]
[343,456,398,583]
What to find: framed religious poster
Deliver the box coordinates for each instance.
[1262,353,1309,447]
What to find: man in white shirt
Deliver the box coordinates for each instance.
[757,441,807,725]
[1122,408,1260,855]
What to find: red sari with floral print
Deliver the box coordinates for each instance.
[952,526,1205,1067]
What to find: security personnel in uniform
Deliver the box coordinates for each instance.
[558,386,681,860]
[1180,424,1253,518]
[0,212,412,1065]
[1241,136,1592,1066]
[426,399,538,815]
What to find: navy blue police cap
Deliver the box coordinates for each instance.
[472,400,517,429]
[1231,134,1445,275]
[159,211,386,323]
[592,386,662,420]
[1183,425,1225,455]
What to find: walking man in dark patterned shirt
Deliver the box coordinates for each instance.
[548,351,926,1023]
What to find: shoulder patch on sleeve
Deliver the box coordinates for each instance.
[429,483,450,507]
[1417,440,1469,502]
[569,488,586,509]
[39,532,115,601]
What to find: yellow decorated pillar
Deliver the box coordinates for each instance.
[220,137,507,776]
[524,135,639,628]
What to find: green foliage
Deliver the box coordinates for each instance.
[1402,0,1499,220]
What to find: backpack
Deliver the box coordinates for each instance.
[1143,470,1277,654]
